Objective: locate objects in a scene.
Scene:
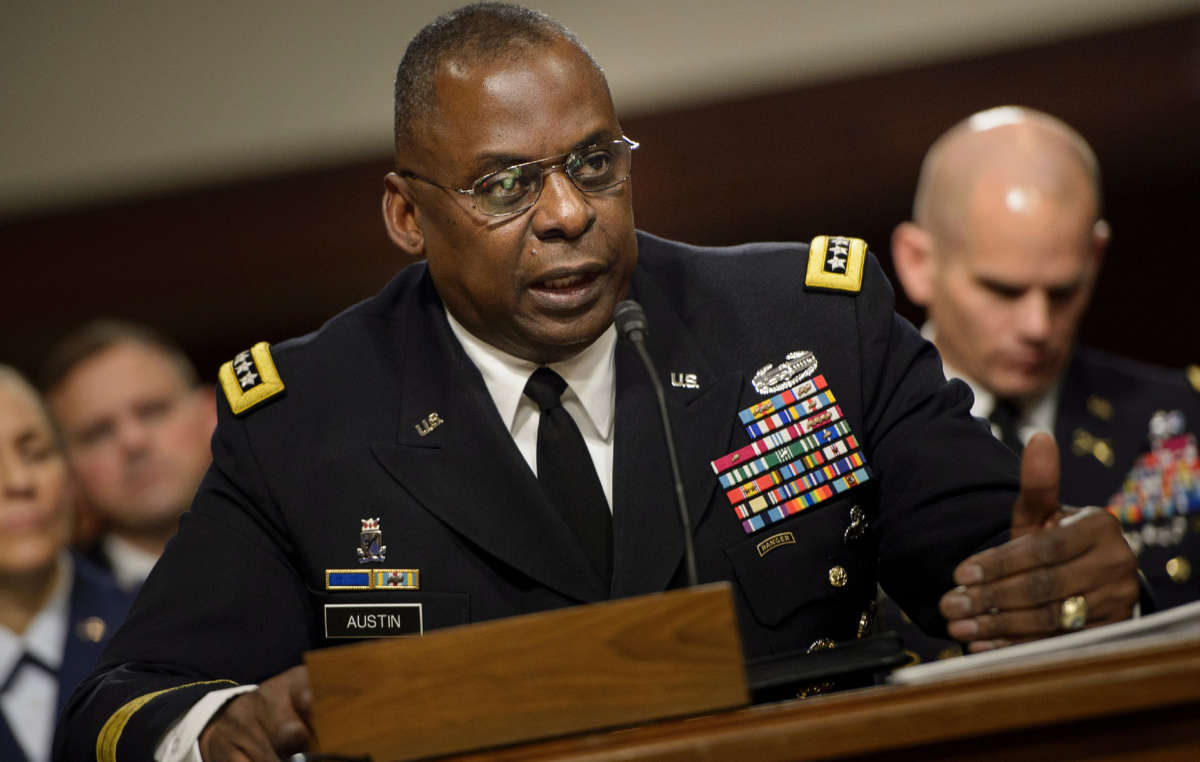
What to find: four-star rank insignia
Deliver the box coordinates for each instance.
[805,235,867,294]
[218,341,285,416]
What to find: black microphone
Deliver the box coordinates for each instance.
[614,300,698,588]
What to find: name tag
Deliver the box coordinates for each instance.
[324,603,423,639]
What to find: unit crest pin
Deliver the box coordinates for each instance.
[357,517,387,563]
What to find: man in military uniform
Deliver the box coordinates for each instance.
[56,7,1139,761]
[889,106,1200,662]
[42,320,216,592]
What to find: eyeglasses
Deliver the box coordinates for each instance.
[400,135,639,217]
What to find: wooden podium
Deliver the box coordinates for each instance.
[435,632,1200,761]
[306,584,749,760]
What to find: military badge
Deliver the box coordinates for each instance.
[1071,428,1114,468]
[1106,431,1200,525]
[357,517,388,563]
[415,411,444,437]
[1086,394,1114,421]
[712,371,872,534]
[1149,409,1186,447]
[326,568,419,590]
[670,372,700,389]
[804,235,867,294]
[751,350,818,395]
[217,342,285,416]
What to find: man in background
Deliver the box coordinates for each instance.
[40,320,216,591]
[890,106,1200,658]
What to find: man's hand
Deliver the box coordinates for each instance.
[199,665,312,761]
[939,433,1139,652]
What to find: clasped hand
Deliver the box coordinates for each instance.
[199,665,312,761]
[939,433,1139,652]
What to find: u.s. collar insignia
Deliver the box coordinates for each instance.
[357,517,387,563]
[1086,394,1114,421]
[670,372,700,389]
[752,351,818,395]
[1071,428,1114,467]
[805,235,867,294]
[218,342,285,416]
[415,411,443,437]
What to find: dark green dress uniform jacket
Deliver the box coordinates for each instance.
[55,231,1017,761]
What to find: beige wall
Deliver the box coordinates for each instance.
[3,0,1196,217]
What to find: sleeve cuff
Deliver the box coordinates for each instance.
[155,684,258,762]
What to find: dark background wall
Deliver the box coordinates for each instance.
[3,12,1198,382]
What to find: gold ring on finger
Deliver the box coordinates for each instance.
[1060,594,1087,631]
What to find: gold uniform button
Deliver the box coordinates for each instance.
[829,565,848,588]
[76,616,107,643]
[1167,556,1192,584]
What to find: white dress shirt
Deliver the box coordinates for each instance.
[102,533,160,592]
[445,310,618,509]
[921,322,1060,446]
[155,310,620,761]
[0,552,71,762]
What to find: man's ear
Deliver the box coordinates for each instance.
[1091,218,1111,267]
[382,172,425,257]
[890,221,937,307]
[194,383,217,434]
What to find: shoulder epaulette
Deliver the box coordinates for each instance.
[218,341,285,416]
[804,235,867,294]
[1187,364,1200,394]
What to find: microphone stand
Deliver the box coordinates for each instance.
[614,300,699,588]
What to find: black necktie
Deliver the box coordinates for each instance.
[988,398,1025,455]
[0,651,56,695]
[523,367,613,583]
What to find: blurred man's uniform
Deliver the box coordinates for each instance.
[888,106,1200,662]
[1053,350,1199,610]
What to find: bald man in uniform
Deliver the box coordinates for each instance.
[889,106,1200,661]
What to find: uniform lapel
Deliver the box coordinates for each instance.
[370,275,608,603]
[58,564,106,717]
[1054,352,1127,503]
[611,271,741,597]
[0,718,27,762]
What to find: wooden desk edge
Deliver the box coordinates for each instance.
[445,634,1200,761]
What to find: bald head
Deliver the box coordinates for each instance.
[913,106,1102,247]
[892,107,1109,401]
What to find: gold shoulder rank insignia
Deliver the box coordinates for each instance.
[218,341,285,416]
[1188,364,1200,394]
[805,235,867,294]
